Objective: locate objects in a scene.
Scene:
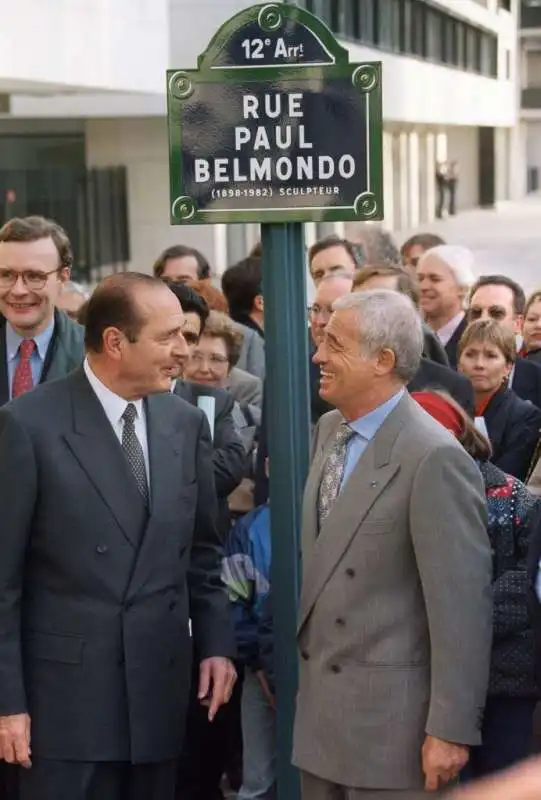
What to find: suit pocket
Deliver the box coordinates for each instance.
[24,632,84,664]
[361,517,395,535]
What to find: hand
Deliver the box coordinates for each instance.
[449,756,541,799]
[422,735,469,791]
[0,714,31,768]
[255,670,276,711]
[198,657,237,722]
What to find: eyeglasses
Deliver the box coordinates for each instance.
[0,267,61,290]
[191,352,229,368]
[308,304,332,321]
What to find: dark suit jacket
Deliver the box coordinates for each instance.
[408,358,475,417]
[484,387,541,482]
[422,324,449,367]
[0,310,85,406]
[173,380,245,499]
[512,358,541,410]
[444,316,468,370]
[0,369,234,763]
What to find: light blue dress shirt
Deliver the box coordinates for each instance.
[6,318,55,400]
[340,389,405,492]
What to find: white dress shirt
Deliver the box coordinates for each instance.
[83,358,150,486]
[436,311,465,346]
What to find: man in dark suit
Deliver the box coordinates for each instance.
[468,275,541,409]
[0,273,236,800]
[0,215,85,406]
[165,282,246,511]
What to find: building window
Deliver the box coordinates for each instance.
[301,0,497,79]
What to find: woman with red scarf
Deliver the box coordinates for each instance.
[412,390,540,782]
[458,319,541,481]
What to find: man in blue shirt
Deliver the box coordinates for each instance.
[0,215,85,406]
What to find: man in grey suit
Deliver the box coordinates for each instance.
[0,273,236,800]
[293,289,493,798]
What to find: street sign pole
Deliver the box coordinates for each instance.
[167,4,383,798]
[261,221,307,799]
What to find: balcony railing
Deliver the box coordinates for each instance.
[522,86,541,107]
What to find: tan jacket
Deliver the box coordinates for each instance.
[293,393,493,790]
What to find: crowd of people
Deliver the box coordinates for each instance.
[1,213,541,798]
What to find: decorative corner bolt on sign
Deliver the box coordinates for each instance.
[167,3,383,225]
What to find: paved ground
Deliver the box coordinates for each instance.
[396,192,541,294]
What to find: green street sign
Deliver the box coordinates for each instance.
[167,2,383,225]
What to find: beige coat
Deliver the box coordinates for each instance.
[293,393,493,791]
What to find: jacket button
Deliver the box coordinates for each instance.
[96,544,108,555]
[301,650,310,661]
[345,568,355,578]
[330,664,341,674]
[335,618,345,627]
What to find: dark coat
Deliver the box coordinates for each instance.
[483,387,541,481]
[524,348,541,366]
[0,310,85,405]
[0,369,234,763]
[512,357,541,409]
[422,324,450,367]
[408,358,475,417]
[480,461,539,698]
[173,380,245,499]
[444,315,468,370]
[527,500,541,688]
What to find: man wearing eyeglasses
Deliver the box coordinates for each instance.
[0,215,84,407]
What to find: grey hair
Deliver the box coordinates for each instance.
[332,289,423,382]
[418,244,475,288]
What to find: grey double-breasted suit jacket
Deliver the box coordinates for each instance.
[293,393,493,791]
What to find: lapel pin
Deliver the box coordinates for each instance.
[370,480,378,488]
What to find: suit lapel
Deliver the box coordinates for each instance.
[298,395,410,632]
[146,395,185,517]
[63,369,147,549]
[0,323,8,406]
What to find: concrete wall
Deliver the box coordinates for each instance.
[447,127,479,210]
[85,117,225,274]
[0,0,168,95]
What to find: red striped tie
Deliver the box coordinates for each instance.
[12,339,36,398]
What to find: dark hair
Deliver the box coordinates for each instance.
[353,264,420,308]
[221,257,262,319]
[308,235,363,268]
[84,272,162,353]
[470,274,526,316]
[152,245,211,280]
[165,280,209,333]
[249,241,262,258]
[0,215,73,269]
[400,233,445,258]
[76,298,89,326]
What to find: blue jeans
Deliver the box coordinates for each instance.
[461,696,536,782]
[238,670,276,800]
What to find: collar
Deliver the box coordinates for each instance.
[83,358,143,425]
[437,311,465,346]
[6,316,55,362]
[346,389,405,442]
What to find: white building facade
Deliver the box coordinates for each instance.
[520,0,541,192]
[0,0,521,275]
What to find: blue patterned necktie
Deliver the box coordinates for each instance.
[122,403,149,505]
[318,422,355,527]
